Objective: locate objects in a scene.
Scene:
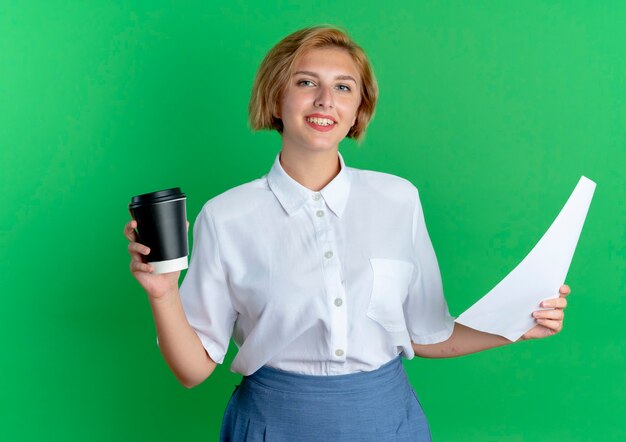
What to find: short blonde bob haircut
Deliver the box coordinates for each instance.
[248,25,378,144]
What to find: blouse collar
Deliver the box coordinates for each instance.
[267,150,351,218]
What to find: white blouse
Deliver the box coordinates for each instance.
[177,151,456,376]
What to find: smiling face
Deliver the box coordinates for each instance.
[277,47,362,153]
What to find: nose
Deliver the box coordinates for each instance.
[314,84,334,108]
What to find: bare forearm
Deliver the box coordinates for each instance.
[149,289,217,388]
[412,322,514,358]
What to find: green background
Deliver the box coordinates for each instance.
[1,1,624,440]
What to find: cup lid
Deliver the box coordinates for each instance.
[129,187,185,208]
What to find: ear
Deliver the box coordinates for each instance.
[273,100,283,119]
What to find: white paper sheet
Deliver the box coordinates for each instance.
[454,176,596,341]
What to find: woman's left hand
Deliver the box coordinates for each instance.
[520,284,571,341]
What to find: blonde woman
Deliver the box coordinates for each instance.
[124,25,570,441]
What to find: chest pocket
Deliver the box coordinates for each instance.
[367,258,415,333]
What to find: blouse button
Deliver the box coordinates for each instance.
[335,349,344,357]
[316,210,325,218]
[324,250,333,259]
[312,193,321,201]
[334,298,343,307]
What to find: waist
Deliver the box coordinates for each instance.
[243,355,406,395]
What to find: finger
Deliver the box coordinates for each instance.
[128,241,151,257]
[535,318,563,332]
[124,220,138,242]
[130,259,153,273]
[559,284,571,296]
[532,309,564,320]
[541,297,568,309]
[127,244,148,265]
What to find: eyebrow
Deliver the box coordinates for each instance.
[292,70,357,84]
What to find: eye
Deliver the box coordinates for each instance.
[297,79,315,87]
[337,84,351,92]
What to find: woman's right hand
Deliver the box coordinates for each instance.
[124,218,189,301]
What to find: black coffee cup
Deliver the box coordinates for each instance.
[128,187,188,274]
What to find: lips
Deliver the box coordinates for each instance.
[304,113,337,132]
[305,113,337,123]
[305,117,336,132]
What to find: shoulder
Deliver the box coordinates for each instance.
[198,176,270,222]
[348,166,419,203]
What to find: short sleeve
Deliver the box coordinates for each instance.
[404,187,456,344]
[178,206,237,364]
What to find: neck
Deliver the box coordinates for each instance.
[278,148,341,192]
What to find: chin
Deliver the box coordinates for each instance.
[306,139,341,151]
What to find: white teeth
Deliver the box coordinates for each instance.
[306,117,335,126]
